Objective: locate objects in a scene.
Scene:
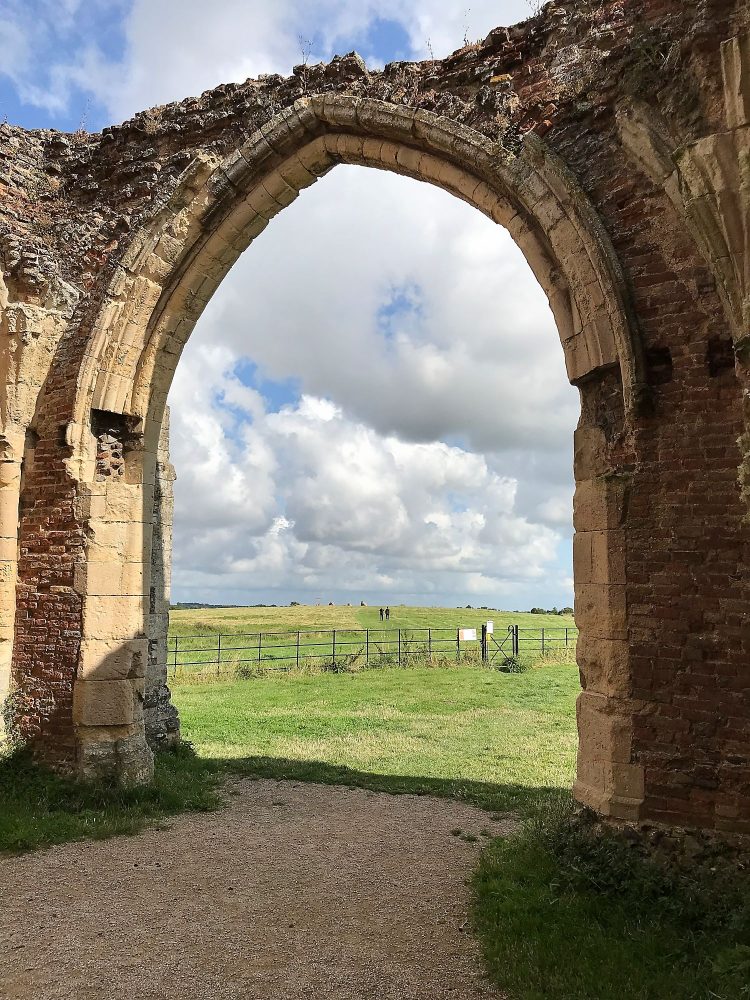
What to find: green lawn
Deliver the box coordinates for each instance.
[167,604,577,677]
[172,661,578,814]
[0,742,221,853]
[0,658,577,854]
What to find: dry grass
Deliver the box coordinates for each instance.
[169,604,575,637]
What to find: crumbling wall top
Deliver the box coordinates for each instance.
[0,0,741,299]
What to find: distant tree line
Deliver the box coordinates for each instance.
[461,604,574,615]
[170,602,280,610]
[529,606,574,615]
[172,601,574,614]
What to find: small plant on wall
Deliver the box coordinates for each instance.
[1,689,24,747]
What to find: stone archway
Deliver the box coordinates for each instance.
[2,0,749,835]
[67,97,645,814]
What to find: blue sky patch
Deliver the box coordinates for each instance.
[360,18,413,65]
[233,358,300,413]
[377,282,424,341]
[0,1,128,132]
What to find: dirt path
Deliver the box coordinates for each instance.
[0,780,512,1000]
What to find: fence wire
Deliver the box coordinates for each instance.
[167,624,578,678]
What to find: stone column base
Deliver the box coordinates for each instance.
[145,681,181,749]
[77,729,155,785]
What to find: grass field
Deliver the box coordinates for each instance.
[0,654,578,854]
[167,604,577,677]
[171,660,578,814]
[169,603,575,636]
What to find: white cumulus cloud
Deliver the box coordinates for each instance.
[168,167,577,607]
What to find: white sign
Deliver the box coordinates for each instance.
[486,621,494,634]
[458,628,477,642]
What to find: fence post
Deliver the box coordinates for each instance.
[217,633,221,676]
[512,624,519,658]
[565,627,569,647]
[481,623,487,664]
[172,636,178,677]
[332,629,336,666]
[366,628,369,666]
[541,628,545,655]
[428,628,432,660]
[456,628,460,663]
[257,631,262,665]
[296,630,300,670]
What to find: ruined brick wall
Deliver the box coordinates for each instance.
[1,0,748,833]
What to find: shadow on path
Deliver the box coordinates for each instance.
[214,753,571,817]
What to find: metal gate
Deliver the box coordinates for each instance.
[481,624,577,665]
[482,624,519,665]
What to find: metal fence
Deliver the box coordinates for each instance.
[167,624,578,679]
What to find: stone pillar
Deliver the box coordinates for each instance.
[145,408,180,747]
[571,372,645,822]
[72,412,155,784]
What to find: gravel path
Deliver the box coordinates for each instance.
[0,779,513,1000]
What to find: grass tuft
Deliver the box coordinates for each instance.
[473,799,750,999]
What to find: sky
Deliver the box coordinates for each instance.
[0,0,580,611]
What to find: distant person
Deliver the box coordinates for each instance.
[379,608,384,621]
[385,606,390,621]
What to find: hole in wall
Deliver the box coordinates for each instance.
[646,347,674,386]
[706,336,735,378]
[91,409,142,482]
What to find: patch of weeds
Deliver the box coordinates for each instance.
[322,653,362,674]
[473,799,750,999]
[451,828,463,836]
[533,647,577,668]
[621,22,686,101]
[235,664,267,680]
[497,655,526,674]
[461,833,479,843]
[0,742,222,854]
[1,690,22,741]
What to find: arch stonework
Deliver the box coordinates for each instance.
[1,0,749,834]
